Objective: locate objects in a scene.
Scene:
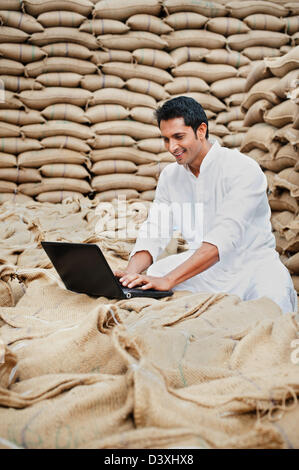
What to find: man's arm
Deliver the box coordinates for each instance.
[114,250,153,277]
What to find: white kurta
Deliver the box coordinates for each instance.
[131,141,297,313]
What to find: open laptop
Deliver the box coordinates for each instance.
[41,241,173,299]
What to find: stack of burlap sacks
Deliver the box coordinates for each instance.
[239,45,299,296]
[0,0,298,204]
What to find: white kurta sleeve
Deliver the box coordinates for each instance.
[129,169,174,262]
[203,158,269,266]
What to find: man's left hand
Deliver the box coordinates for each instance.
[115,271,173,291]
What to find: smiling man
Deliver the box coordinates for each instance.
[115,96,297,314]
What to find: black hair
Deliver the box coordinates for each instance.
[155,96,209,139]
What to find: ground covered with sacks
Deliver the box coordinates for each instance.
[0,196,298,449]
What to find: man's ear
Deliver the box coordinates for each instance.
[196,123,207,140]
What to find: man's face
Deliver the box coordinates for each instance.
[159,117,206,168]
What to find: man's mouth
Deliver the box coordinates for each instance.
[173,150,185,159]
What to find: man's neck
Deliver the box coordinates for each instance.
[188,139,213,177]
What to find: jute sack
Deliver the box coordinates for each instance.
[271,211,296,235]
[92,88,156,109]
[206,17,250,35]
[0,122,22,138]
[21,121,95,140]
[248,148,296,173]
[80,18,129,34]
[0,0,21,10]
[37,11,86,28]
[25,57,97,77]
[18,88,93,110]
[130,107,157,125]
[136,138,165,154]
[36,72,83,87]
[227,31,289,51]
[36,190,84,203]
[93,0,162,20]
[0,192,32,204]
[243,47,281,61]
[92,174,156,192]
[40,163,90,179]
[0,152,17,168]
[126,14,173,35]
[94,188,139,201]
[264,100,297,127]
[41,103,90,124]
[164,12,207,30]
[268,190,299,214]
[0,138,42,154]
[19,178,92,196]
[92,121,160,140]
[80,74,125,92]
[132,49,175,69]
[265,46,299,78]
[209,122,230,137]
[163,0,227,17]
[240,123,277,153]
[91,50,132,65]
[272,70,299,99]
[205,49,250,68]
[245,60,273,92]
[156,151,176,162]
[216,106,245,124]
[0,43,46,63]
[165,76,209,94]
[41,43,92,60]
[18,149,90,168]
[101,62,173,86]
[274,168,299,197]
[0,10,44,33]
[0,76,43,93]
[244,14,285,32]
[274,126,299,146]
[170,46,208,66]
[292,31,299,46]
[91,160,137,175]
[89,135,136,150]
[285,253,299,274]
[136,161,170,177]
[291,275,299,293]
[0,59,24,76]
[90,147,158,164]
[125,78,169,101]
[0,167,41,183]
[294,108,299,130]
[98,32,168,51]
[23,0,93,17]
[41,136,91,154]
[140,189,155,201]
[172,62,237,84]
[29,28,99,50]
[241,77,281,111]
[210,77,246,98]
[159,92,226,112]
[243,99,272,127]
[85,104,129,125]
[0,180,16,192]
[0,26,29,42]
[163,30,226,49]
[226,1,288,18]
[286,3,299,15]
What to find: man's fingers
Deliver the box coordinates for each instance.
[114,270,125,277]
[127,276,146,288]
[141,282,153,290]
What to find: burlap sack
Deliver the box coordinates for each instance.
[159,92,226,112]
[210,77,246,98]
[132,48,175,69]
[0,59,24,76]
[41,43,93,60]
[228,31,289,51]
[136,138,165,154]
[226,1,287,18]
[98,31,168,51]
[163,29,226,49]
[126,14,173,35]
[164,12,207,30]
[0,180,16,192]
[206,17,250,35]
[0,192,32,205]
[23,0,93,17]
[285,253,299,274]
[0,152,17,168]
[251,145,298,173]
[41,136,91,154]
[40,164,90,179]
[29,27,99,49]
[36,191,84,203]
[165,76,209,94]
[0,76,43,93]
[0,167,41,183]
[0,43,46,63]
[21,121,95,140]
[241,77,281,111]
[172,62,237,83]
[18,88,93,110]
[170,46,208,66]
[19,178,92,196]
[245,60,273,92]
[265,46,299,78]
[205,49,250,68]
[269,189,299,214]
[164,0,227,17]
[101,62,173,86]
[36,72,82,87]
[84,104,129,125]
[125,78,169,101]
[274,126,299,147]
[80,18,129,34]
[243,46,282,60]
[41,104,90,124]
[25,57,97,77]
[91,160,137,176]
[274,168,299,198]
[244,14,285,32]
[0,9,44,33]
[90,147,157,165]
[89,135,136,150]
[92,174,156,192]
[136,161,170,177]
[272,69,299,99]
[0,122,22,138]
[0,26,29,43]
[209,122,230,136]
[140,189,155,201]
[0,0,21,10]
[92,88,156,109]
[130,107,157,125]
[81,74,125,92]
[240,123,278,153]
[216,106,245,125]
[37,11,86,28]
[91,50,132,65]
[156,151,176,162]
[18,149,90,168]
[264,100,297,127]
[0,91,25,111]
[93,0,162,20]
[94,188,139,202]
[243,99,272,127]
[0,138,42,154]
[0,109,45,126]
[92,121,161,140]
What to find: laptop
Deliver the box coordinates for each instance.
[41,241,173,299]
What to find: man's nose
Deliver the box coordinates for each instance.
[168,140,178,153]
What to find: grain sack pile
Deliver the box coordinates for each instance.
[239,45,299,296]
[0,196,299,449]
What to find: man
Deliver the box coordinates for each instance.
[115,96,297,313]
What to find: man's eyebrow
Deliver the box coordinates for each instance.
[161,132,185,139]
